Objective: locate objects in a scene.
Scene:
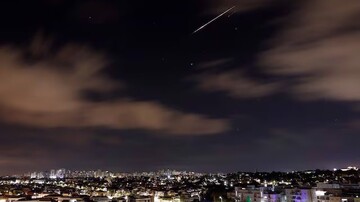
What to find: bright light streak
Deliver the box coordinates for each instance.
[192,6,236,34]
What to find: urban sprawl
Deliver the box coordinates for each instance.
[1,166,360,202]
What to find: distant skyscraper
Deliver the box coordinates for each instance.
[37,172,44,179]
[30,172,37,179]
[50,169,56,179]
[56,168,65,178]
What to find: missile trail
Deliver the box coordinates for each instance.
[192,6,236,34]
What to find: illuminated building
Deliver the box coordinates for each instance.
[285,188,313,202]
[56,168,65,178]
[50,169,56,179]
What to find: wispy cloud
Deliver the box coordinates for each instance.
[0,36,229,135]
[192,70,280,98]
[261,0,360,101]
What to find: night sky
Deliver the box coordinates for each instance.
[0,0,360,175]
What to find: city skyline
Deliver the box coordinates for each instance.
[0,0,360,174]
[1,165,360,202]
[4,166,360,178]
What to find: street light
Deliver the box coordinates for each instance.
[219,196,223,202]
